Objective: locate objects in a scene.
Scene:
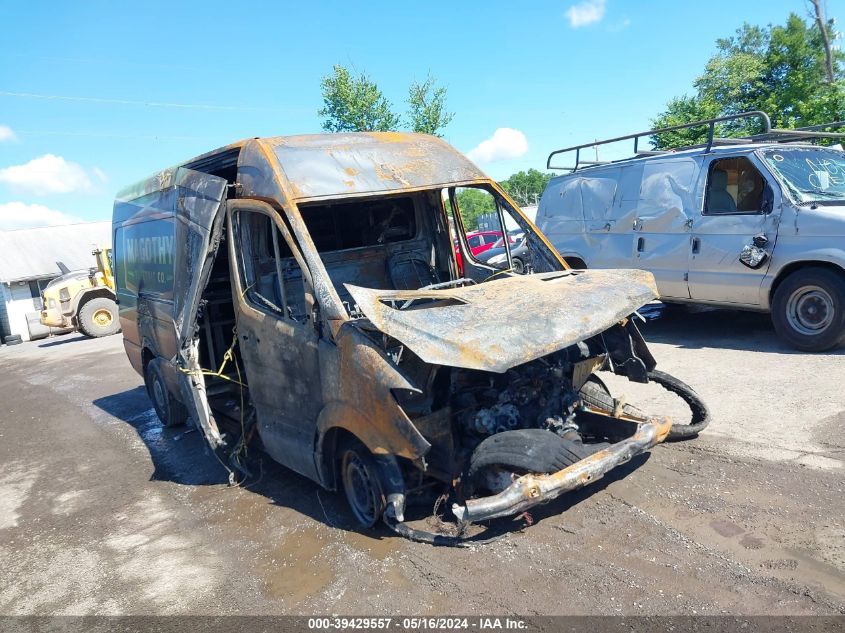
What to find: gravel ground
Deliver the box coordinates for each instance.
[0,308,843,616]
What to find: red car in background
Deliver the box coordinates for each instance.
[454,230,502,273]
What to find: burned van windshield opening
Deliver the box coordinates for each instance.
[297,192,455,311]
[447,185,552,278]
[300,196,417,252]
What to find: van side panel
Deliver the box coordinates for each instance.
[112,166,227,413]
[581,167,631,269]
[112,189,178,379]
[631,158,699,299]
[537,176,587,262]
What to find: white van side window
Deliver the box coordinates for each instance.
[704,157,767,215]
[581,170,620,221]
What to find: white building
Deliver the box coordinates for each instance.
[0,221,111,342]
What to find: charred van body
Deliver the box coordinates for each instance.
[112,133,708,540]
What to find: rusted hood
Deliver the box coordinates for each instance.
[345,269,658,373]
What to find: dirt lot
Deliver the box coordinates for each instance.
[0,308,843,616]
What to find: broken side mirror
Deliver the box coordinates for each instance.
[740,234,769,269]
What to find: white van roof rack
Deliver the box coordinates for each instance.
[547,111,845,172]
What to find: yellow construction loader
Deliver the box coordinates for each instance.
[40,248,120,338]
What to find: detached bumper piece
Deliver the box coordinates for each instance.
[452,417,672,523]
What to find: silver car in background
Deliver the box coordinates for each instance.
[538,111,845,351]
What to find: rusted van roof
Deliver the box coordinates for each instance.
[266,132,486,200]
[117,132,487,204]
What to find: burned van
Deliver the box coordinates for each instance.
[112,133,707,539]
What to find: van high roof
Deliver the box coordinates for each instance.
[118,132,486,203]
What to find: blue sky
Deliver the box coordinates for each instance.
[0,0,841,228]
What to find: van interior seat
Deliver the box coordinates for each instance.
[707,169,737,214]
[387,250,439,290]
[256,242,442,318]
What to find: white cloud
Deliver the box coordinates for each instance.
[0,201,81,230]
[0,154,95,195]
[565,0,606,28]
[467,128,529,164]
[0,126,16,143]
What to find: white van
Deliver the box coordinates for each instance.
[538,112,845,351]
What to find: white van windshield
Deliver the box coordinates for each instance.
[762,147,845,203]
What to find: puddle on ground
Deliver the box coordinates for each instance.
[342,529,400,561]
[381,562,413,591]
[259,529,335,604]
[739,534,764,550]
[709,518,744,538]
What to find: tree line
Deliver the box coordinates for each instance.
[317,4,843,226]
[651,4,844,148]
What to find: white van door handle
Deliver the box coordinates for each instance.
[588,222,613,232]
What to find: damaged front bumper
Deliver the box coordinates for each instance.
[451,417,673,523]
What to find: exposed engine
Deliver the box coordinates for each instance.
[451,347,597,449]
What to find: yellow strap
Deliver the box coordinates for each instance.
[179,328,248,388]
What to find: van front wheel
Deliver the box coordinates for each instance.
[340,440,386,528]
[772,267,845,352]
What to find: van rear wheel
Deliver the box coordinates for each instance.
[78,297,120,338]
[772,268,845,352]
[144,357,189,428]
[340,440,386,528]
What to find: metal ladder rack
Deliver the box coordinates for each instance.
[546,111,845,172]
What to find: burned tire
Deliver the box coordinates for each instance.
[468,429,597,494]
[771,267,845,352]
[78,297,120,338]
[580,371,710,441]
[340,439,386,528]
[579,375,646,418]
[144,357,189,428]
[4,334,22,346]
[647,370,710,440]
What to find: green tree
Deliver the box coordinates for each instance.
[319,65,454,136]
[651,13,845,149]
[318,65,401,132]
[500,169,557,207]
[455,188,496,230]
[407,74,454,136]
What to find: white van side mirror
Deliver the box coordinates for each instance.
[739,234,769,269]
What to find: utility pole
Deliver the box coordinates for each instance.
[811,0,836,83]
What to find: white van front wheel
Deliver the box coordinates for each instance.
[772,267,845,352]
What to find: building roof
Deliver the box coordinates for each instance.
[0,221,111,283]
